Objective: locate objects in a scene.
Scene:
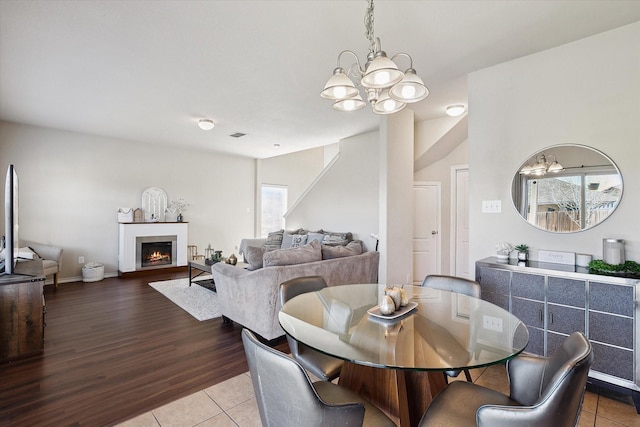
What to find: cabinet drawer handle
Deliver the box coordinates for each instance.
[539,309,543,322]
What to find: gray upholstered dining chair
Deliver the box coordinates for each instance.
[279,276,343,381]
[418,331,594,427]
[421,274,481,382]
[241,328,396,427]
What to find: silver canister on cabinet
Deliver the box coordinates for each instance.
[603,238,625,265]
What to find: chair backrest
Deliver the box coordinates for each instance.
[241,329,365,427]
[279,276,328,357]
[279,275,328,306]
[479,331,593,427]
[421,274,481,298]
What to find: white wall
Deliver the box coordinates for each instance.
[285,131,380,252]
[468,22,640,272]
[257,146,325,236]
[0,121,255,281]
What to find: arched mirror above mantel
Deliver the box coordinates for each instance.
[511,145,623,233]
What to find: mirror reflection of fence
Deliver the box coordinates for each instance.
[511,144,623,233]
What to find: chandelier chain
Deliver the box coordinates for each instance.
[364,0,375,53]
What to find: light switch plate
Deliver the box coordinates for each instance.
[482,200,502,213]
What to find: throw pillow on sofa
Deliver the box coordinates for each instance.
[245,246,266,270]
[306,231,325,244]
[263,239,322,267]
[281,232,308,249]
[264,229,284,251]
[322,240,363,260]
[322,231,353,246]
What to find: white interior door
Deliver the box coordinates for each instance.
[451,166,470,278]
[413,182,441,285]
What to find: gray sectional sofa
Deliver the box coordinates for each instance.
[211,232,379,340]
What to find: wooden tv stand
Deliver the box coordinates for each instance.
[0,259,45,362]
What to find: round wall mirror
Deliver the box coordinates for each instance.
[511,145,623,233]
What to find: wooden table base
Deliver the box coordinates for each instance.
[338,361,447,427]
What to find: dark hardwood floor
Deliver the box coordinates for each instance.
[0,271,288,426]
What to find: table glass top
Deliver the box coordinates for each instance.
[279,284,529,371]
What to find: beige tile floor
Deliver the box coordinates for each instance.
[117,365,640,427]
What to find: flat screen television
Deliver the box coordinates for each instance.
[2,164,18,275]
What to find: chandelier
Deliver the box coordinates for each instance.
[320,0,429,115]
[519,154,564,176]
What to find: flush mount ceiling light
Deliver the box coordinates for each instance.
[197,119,215,130]
[320,0,429,114]
[520,154,564,176]
[446,105,466,117]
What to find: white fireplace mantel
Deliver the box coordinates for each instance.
[118,222,188,273]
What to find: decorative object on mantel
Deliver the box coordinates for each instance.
[168,198,189,223]
[117,207,133,223]
[515,244,529,261]
[141,187,167,222]
[164,207,178,222]
[495,242,513,260]
[133,208,143,222]
[588,259,640,279]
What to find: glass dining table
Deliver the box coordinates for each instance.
[279,283,529,427]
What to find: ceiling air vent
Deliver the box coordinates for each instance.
[230,132,246,138]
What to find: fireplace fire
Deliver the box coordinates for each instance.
[141,242,172,267]
[135,235,178,271]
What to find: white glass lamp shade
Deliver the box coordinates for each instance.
[531,159,548,176]
[333,94,366,112]
[361,52,404,89]
[389,68,429,103]
[446,105,466,117]
[547,161,564,173]
[321,67,359,100]
[372,90,406,115]
[198,119,215,130]
[519,164,533,175]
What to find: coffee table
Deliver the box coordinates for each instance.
[188,259,247,289]
[188,259,214,288]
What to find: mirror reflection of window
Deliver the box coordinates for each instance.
[512,145,623,233]
[523,170,621,232]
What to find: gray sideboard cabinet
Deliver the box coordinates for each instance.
[476,257,640,412]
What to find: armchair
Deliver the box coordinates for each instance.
[22,241,63,287]
[418,331,594,427]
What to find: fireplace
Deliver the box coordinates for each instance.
[136,235,178,271]
[119,223,188,275]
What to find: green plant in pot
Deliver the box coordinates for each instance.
[515,244,529,261]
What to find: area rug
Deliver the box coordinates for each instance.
[149,278,220,321]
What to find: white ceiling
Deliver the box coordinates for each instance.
[1,1,639,159]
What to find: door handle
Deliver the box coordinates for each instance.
[431,231,438,235]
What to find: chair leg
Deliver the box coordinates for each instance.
[54,273,58,288]
[464,369,472,382]
[442,372,449,384]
